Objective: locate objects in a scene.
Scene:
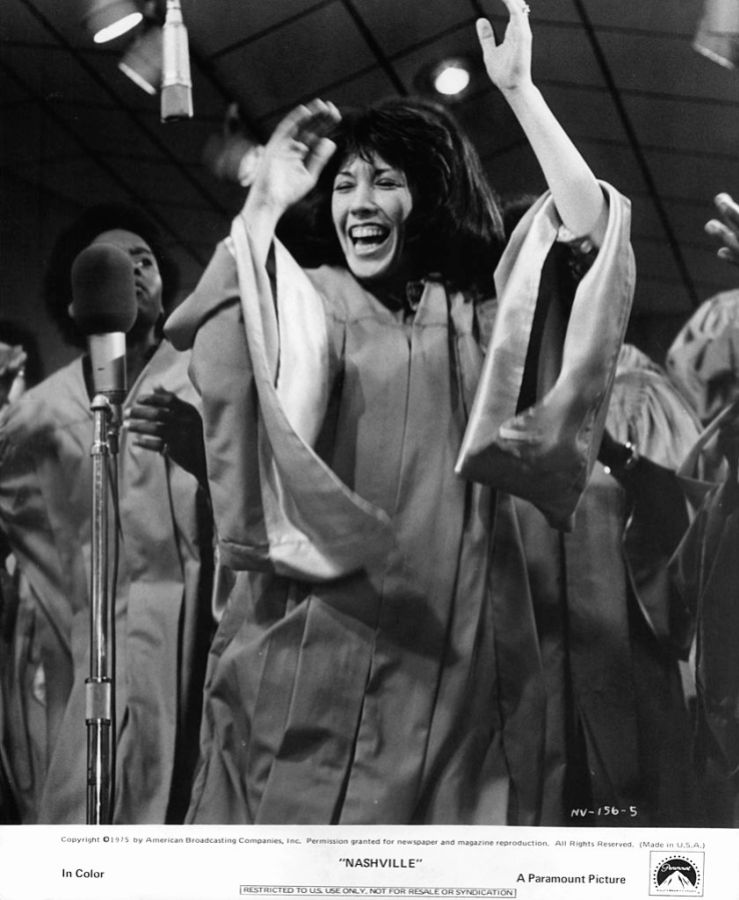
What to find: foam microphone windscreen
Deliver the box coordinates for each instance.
[71,243,138,335]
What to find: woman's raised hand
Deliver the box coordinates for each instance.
[705,193,739,268]
[476,0,533,93]
[248,99,341,219]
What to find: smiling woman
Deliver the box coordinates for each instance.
[331,155,413,286]
[302,96,505,299]
[165,0,634,826]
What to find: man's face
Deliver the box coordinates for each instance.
[90,228,164,328]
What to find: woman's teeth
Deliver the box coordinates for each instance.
[350,224,389,246]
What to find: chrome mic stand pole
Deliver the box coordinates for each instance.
[86,393,120,824]
[71,240,136,824]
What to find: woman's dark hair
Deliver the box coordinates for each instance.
[43,203,179,347]
[280,97,505,294]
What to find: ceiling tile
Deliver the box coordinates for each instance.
[646,146,737,204]
[351,0,472,58]
[0,105,86,168]
[257,65,401,132]
[2,44,116,107]
[2,0,74,45]
[599,30,739,102]
[585,0,702,36]
[213,2,376,120]
[622,94,739,160]
[183,0,324,57]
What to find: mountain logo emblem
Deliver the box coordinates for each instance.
[650,854,703,896]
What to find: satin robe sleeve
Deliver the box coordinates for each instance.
[166,226,394,583]
[456,182,636,530]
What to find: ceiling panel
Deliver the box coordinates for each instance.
[0,0,63,44]
[183,0,326,58]
[534,85,625,142]
[528,20,609,89]
[2,45,118,106]
[25,156,134,206]
[353,0,472,58]
[215,2,377,120]
[258,65,402,131]
[600,30,739,101]
[0,107,86,167]
[585,0,701,34]
[622,94,739,159]
[647,146,738,203]
[2,0,739,366]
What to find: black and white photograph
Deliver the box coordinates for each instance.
[1,0,739,897]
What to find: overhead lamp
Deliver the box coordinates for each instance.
[432,59,472,97]
[84,0,143,44]
[118,24,163,94]
[693,0,739,69]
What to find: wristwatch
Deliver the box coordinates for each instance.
[602,440,639,476]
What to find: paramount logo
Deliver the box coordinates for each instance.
[649,854,704,897]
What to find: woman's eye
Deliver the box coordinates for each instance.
[376,178,402,189]
[333,181,353,192]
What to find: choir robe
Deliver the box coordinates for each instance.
[0,340,213,823]
[166,187,634,824]
[511,363,704,825]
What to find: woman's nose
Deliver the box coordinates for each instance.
[350,182,376,211]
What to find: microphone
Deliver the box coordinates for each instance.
[71,243,138,402]
[161,0,193,122]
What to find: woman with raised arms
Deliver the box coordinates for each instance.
[167,0,634,824]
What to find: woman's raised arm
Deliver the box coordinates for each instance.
[240,99,340,264]
[477,0,607,246]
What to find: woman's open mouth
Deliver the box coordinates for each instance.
[349,224,390,256]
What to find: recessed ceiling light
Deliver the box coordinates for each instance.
[432,59,471,97]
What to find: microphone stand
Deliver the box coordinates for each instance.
[86,392,122,825]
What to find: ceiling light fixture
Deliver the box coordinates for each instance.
[118,24,163,94]
[693,0,739,69]
[84,0,143,44]
[432,59,472,97]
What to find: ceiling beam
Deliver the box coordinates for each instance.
[571,0,700,308]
